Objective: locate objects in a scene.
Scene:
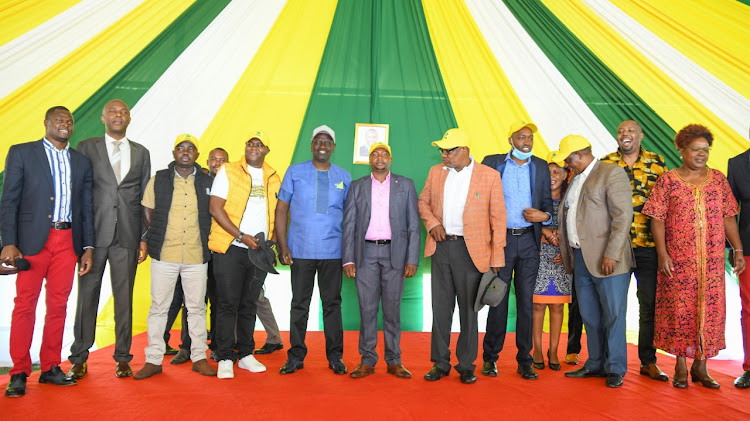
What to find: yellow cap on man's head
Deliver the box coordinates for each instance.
[432,128,470,149]
[174,133,198,149]
[554,134,592,164]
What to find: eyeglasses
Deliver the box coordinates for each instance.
[439,146,460,155]
[686,145,710,154]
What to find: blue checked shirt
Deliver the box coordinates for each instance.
[42,138,72,222]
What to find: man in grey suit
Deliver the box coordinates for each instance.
[554,135,634,388]
[68,99,151,379]
[343,142,420,379]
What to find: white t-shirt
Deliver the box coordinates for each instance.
[211,165,267,249]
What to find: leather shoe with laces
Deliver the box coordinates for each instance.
[279,359,304,374]
[329,359,347,375]
[39,366,76,386]
[734,371,750,389]
[350,363,375,378]
[192,359,217,376]
[565,367,606,378]
[5,372,27,397]
[424,366,449,381]
[254,343,283,355]
[481,361,497,377]
[386,364,411,378]
[640,363,668,381]
[606,373,624,388]
[460,371,477,384]
[170,349,190,365]
[517,364,538,380]
[134,363,162,380]
[115,361,132,378]
[68,362,87,379]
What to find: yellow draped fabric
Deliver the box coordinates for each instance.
[0,0,83,47]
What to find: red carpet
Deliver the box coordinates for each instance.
[3,332,749,420]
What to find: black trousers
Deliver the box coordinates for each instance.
[566,275,583,355]
[633,247,658,365]
[287,258,343,362]
[213,246,266,361]
[483,232,538,365]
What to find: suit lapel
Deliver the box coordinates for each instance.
[94,138,119,183]
[529,158,537,203]
[34,140,54,192]
[364,176,372,214]
[124,141,138,181]
[576,160,600,209]
[464,164,480,209]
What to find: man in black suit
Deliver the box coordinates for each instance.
[728,144,750,389]
[480,120,553,380]
[68,99,151,379]
[1,106,94,398]
[343,142,420,379]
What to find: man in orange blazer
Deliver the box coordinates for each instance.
[418,128,507,384]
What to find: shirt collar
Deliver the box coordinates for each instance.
[42,137,69,151]
[104,133,129,145]
[175,166,197,179]
[580,158,597,177]
[370,172,391,184]
[504,151,529,166]
[444,156,475,172]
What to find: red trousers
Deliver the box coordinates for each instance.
[9,228,77,375]
[741,256,750,371]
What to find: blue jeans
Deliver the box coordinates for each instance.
[573,249,630,376]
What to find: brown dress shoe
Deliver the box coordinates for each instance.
[640,363,669,381]
[350,364,375,378]
[134,363,162,380]
[387,364,412,379]
[116,362,133,378]
[192,359,217,377]
[564,353,579,365]
[68,363,87,379]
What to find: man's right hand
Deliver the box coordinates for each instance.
[241,234,259,250]
[138,241,148,264]
[343,264,356,278]
[429,225,446,242]
[279,246,293,266]
[1,245,23,267]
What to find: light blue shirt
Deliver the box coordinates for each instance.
[278,160,351,259]
[503,153,532,229]
[42,138,72,223]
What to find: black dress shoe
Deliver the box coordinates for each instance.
[5,373,27,397]
[690,367,720,389]
[565,367,606,378]
[481,361,497,377]
[460,371,477,384]
[424,366,449,381]
[735,371,750,389]
[517,364,538,380]
[606,373,624,388]
[164,344,179,356]
[279,359,304,374]
[38,366,76,386]
[329,359,347,375]
[254,343,284,354]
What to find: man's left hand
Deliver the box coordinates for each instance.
[601,257,616,276]
[491,266,503,273]
[79,248,94,276]
[404,264,417,278]
[523,207,549,223]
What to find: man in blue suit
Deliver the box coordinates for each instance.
[480,120,553,380]
[343,142,420,379]
[1,106,94,398]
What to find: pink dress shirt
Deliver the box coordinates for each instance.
[365,173,391,240]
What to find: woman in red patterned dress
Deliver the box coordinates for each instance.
[643,124,745,389]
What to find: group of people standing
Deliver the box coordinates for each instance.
[1,100,748,398]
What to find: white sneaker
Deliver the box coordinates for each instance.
[238,354,266,373]
[217,360,234,379]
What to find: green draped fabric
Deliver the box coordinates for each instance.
[503,0,680,169]
[291,0,457,331]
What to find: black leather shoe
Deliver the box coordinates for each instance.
[5,373,27,397]
[517,364,538,380]
[424,366,449,381]
[279,359,304,374]
[735,371,750,389]
[38,366,76,386]
[460,371,477,384]
[164,344,179,356]
[481,361,497,377]
[565,367,606,378]
[254,343,283,355]
[606,373,624,388]
[329,359,347,375]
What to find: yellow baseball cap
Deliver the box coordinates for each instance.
[247,130,270,148]
[547,150,562,165]
[507,120,538,139]
[174,133,199,149]
[369,142,391,156]
[556,135,592,163]
[432,128,470,149]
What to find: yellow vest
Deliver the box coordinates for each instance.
[208,158,280,253]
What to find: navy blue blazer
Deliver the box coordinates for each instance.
[0,139,94,257]
[481,153,553,248]
[728,149,750,251]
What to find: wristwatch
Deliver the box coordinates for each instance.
[236,232,244,243]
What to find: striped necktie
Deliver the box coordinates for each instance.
[112,140,122,184]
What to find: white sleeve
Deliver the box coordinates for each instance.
[210,165,229,199]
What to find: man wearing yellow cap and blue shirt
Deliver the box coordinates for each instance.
[480,120,553,380]
[553,134,634,388]
[134,133,216,379]
[418,128,506,384]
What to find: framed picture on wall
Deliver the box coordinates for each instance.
[353,123,389,164]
